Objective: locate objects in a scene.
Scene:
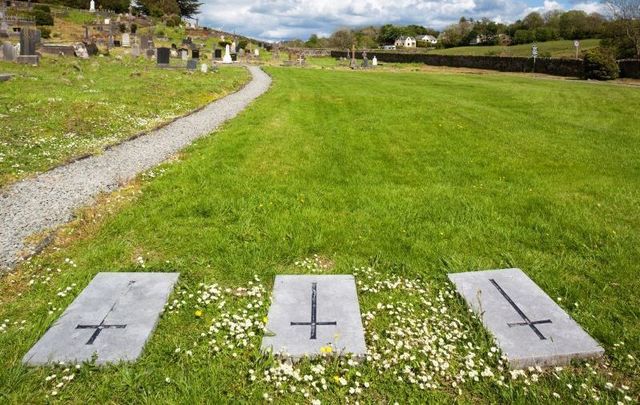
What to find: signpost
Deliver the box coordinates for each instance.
[574,40,580,59]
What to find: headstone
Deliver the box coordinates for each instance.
[0,73,13,82]
[145,48,154,59]
[200,63,208,73]
[214,48,222,60]
[17,28,39,65]
[156,47,169,65]
[139,35,151,50]
[130,43,140,57]
[104,18,110,25]
[122,33,130,47]
[254,48,259,57]
[2,42,15,61]
[73,43,89,59]
[23,272,179,365]
[261,275,367,358]
[372,56,378,66]
[0,20,8,37]
[186,59,197,70]
[170,49,177,58]
[448,268,604,368]
[89,0,95,12]
[361,51,369,68]
[191,48,199,59]
[113,40,121,47]
[222,44,232,64]
[180,49,188,61]
[84,42,98,56]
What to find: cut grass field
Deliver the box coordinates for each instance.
[0,57,249,188]
[427,39,600,58]
[1,67,639,403]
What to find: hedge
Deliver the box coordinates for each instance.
[331,51,584,77]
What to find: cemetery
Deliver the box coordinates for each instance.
[0,0,639,403]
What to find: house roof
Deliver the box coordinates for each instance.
[396,36,416,41]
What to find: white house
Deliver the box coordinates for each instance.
[394,36,416,48]
[416,34,438,45]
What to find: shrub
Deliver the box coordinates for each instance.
[130,23,138,34]
[33,9,54,26]
[583,47,619,80]
[39,26,51,38]
[119,23,126,33]
[33,4,51,13]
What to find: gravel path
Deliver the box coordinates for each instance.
[0,65,271,271]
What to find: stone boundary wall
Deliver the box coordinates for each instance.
[617,59,640,79]
[331,50,583,77]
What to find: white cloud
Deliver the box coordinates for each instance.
[197,0,603,41]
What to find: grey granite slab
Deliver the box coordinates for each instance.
[23,272,179,365]
[261,275,367,358]
[448,268,604,368]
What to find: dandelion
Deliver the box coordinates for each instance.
[195,310,203,318]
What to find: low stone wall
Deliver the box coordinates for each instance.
[618,59,640,79]
[331,50,584,77]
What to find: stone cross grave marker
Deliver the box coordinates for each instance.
[448,268,604,368]
[261,275,367,358]
[23,272,179,365]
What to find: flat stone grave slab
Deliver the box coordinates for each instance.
[23,272,179,366]
[448,268,604,368]
[261,275,367,358]
[0,73,13,82]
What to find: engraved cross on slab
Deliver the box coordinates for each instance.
[261,275,367,359]
[75,281,135,345]
[290,282,337,339]
[489,278,552,340]
[23,273,179,366]
[448,268,604,368]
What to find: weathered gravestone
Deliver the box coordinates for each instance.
[84,41,98,56]
[361,51,369,68]
[214,48,222,60]
[191,48,199,59]
[145,49,154,59]
[261,275,367,358]
[200,63,208,73]
[372,56,378,66]
[448,268,604,368]
[156,47,169,66]
[130,43,140,57]
[121,33,130,47]
[2,42,15,61]
[186,59,197,70]
[17,28,39,65]
[23,272,179,365]
[180,49,188,61]
[0,73,13,82]
[73,43,89,59]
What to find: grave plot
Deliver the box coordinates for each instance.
[23,272,179,366]
[448,268,604,368]
[261,275,367,358]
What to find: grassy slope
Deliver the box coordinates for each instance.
[0,68,638,403]
[0,58,249,187]
[428,39,600,57]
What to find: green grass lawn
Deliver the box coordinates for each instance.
[427,39,600,58]
[0,57,249,187]
[0,68,639,403]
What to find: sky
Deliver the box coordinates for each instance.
[197,0,608,41]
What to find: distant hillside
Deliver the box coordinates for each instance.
[427,39,600,58]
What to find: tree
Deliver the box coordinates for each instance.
[603,0,640,59]
[136,0,180,17]
[305,34,319,47]
[176,0,201,18]
[329,29,354,49]
[523,12,545,30]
